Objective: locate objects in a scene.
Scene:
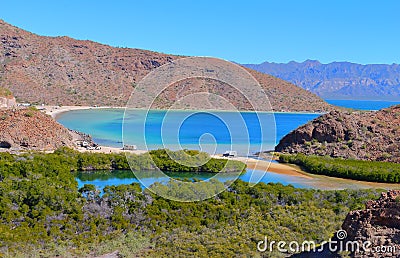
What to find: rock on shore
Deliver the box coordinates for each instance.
[0,108,76,151]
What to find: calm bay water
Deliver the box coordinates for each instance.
[58,108,400,190]
[57,109,320,155]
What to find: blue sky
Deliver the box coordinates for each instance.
[1,0,399,64]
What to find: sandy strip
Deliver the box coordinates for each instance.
[42,105,92,118]
[244,159,312,179]
[211,155,312,178]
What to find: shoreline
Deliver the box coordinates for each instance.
[41,105,325,120]
[243,158,313,179]
[74,146,312,178]
[76,145,147,155]
[5,144,400,189]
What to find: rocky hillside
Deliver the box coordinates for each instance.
[0,108,76,151]
[275,105,400,163]
[0,19,332,112]
[243,60,400,100]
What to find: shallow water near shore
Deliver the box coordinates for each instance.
[75,169,312,191]
[75,169,400,192]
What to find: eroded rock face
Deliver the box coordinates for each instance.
[0,108,75,151]
[341,190,400,257]
[275,105,400,163]
[291,191,400,258]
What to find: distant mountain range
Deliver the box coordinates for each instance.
[243,60,400,101]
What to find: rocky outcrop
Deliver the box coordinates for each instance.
[0,19,332,112]
[0,108,76,151]
[275,105,400,163]
[340,190,400,257]
[292,190,400,257]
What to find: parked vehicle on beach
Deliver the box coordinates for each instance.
[222,151,237,157]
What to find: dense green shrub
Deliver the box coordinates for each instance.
[48,147,246,173]
[149,149,246,173]
[279,154,400,183]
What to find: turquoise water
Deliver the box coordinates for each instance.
[326,99,400,111]
[59,109,320,190]
[61,108,400,190]
[57,109,320,155]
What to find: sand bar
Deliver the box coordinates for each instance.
[211,155,312,178]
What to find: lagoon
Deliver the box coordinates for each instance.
[75,169,400,192]
[57,109,320,156]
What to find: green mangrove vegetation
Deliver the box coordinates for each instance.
[149,149,246,173]
[0,149,387,256]
[0,147,245,174]
[279,153,400,183]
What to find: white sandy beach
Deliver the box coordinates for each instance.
[76,145,147,155]
[42,105,125,118]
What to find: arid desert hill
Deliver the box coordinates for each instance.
[0,19,332,112]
